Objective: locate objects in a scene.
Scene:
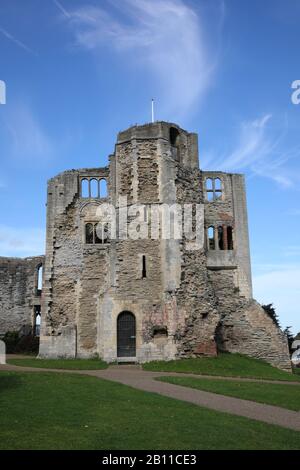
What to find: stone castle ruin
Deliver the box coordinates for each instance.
[0,122,291,370]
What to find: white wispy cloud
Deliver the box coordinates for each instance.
[2,103,54,165]
[203,114,300,188]
[253,266,300,334]
[0,226,45,257]
[0,26,35,55]
[53,0,71,19]
[56,0,224,119]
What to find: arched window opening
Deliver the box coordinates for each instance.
[90,179,99,198]
[206,177,223,201]
[36,265,43,295]
[215,178,222,190]
[85,223,94,244]
[214,178,222,199]
[227,226,233,250]
[100,179,107,198]
[218,226,224,250]
[35,314,41,337]
[34,306,41,337]
[206,178,214,201]
[206,178,213,190]
[81,179,89,198]
[207,226,215,250]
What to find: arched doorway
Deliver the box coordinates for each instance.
[117,311,136,357]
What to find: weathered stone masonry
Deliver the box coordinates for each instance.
[35,121,291,371]
[0,256,44,336]
[0,123,289,370]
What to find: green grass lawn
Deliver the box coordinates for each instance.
[157,376,300,411]
[0,372,299,450]
[143,353,300,382]
[7,358,108,370]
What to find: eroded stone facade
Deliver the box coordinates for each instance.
[0,256,44,336]
[36,122,291,371]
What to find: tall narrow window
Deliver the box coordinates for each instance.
[81,179,89,198]
[37,265,43,291]
[100,179,107,198]
[35,309,41,337]
[214,178,222,200]
[227,226,233,250]
[207,226,215,250]
[90,179,99,198]
[85,223,94,244]
[94,223,102,244]
[206,178,214,201]
[169,127,180,161]
[142,255,147,278]
[218,226,224,250]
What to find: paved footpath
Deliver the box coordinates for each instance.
[1,363,300,432]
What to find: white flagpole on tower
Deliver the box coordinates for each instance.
[151,98,154,123]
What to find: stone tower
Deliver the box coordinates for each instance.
[39,122,291,370]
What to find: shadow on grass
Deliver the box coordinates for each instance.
[0,374,23,393]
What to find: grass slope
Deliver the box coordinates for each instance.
[7,358,108,370]
[0,372,299,450]
[143,353,300,382]
[157,376,300,411]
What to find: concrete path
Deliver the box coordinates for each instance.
[1,363,300,432]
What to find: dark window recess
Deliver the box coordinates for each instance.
[227,226,234,250]
[85,223,94,244]
[218,226,224,250]
[170,127,179,146]
[152,326,168,338]
[142,255,147,278]
[85,223,109,245]
[169,127,180,161]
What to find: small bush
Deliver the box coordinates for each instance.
[15,335,39,354]
[3,331,20,353]
[2,331,39,354]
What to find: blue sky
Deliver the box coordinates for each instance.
[0,0,299,333]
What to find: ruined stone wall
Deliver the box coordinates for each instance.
[209,270,291,371]
[0,256,44,335]
[40,167,110,358]
[173,166,220,356]
[203,171,252,298]
[38,121,291,371]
